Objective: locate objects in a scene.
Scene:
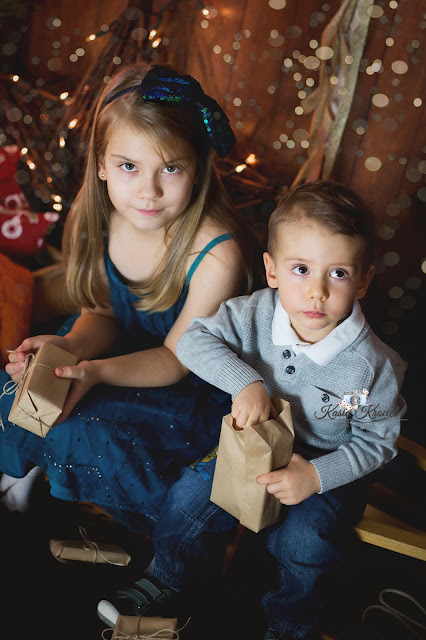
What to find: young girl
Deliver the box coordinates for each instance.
[0,64,253,531]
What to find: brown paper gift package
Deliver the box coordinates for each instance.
[210,396,294,533]
[112,615,179,640]
[49,539,131,565]
[8,341,77,437]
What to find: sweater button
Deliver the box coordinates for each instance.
[282,350,291,359]
[285,365,295,374]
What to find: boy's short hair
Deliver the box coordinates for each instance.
[267,180,376,273]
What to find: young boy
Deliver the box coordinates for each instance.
[97,181,406,640]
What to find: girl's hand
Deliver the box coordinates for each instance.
[231,381,276,429]
[256,454,321,505]
[5,335,73,383]
[54,360,99,424]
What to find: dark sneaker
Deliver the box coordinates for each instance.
[97,574,175,627]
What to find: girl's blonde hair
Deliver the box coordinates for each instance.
[63,64,251,312]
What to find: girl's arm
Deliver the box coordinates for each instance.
[59,236,245,390]
[60,306,119,361]
[10,236,244,423]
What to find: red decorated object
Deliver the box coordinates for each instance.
[0,206,60,258]
[0,145,59,258]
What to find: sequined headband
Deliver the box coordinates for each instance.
[105,65,236,158]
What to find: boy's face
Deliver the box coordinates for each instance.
[263,219,375,344]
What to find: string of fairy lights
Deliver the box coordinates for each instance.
[3,0,270,217]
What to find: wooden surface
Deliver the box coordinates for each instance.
[354,436,426,561]
[355,506,426,562]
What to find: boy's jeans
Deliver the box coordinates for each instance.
[153,458,368,639]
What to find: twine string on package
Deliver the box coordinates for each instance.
[101,616,191,640]
[49,525,132,566]
[0,352,53,432]
[6,342,78,437]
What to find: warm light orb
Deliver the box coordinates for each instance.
[367,5,384,18]
[365,156,382,172]
[391,60,408,74]
[372,93,389,107]
[68,119,78,129]
[245,154,256,164]
[60,92,69,100]
[316,46,334,60]
[268,0,287,8]
[304,56,320,70]
[235,164,247,173]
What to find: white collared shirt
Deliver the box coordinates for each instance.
[271,299,366,366]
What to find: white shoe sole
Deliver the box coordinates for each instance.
[97,600,119,627]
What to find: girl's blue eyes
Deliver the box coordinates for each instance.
[292,266,348,279]
[120,163,180,174]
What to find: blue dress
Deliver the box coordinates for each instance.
[0,234,232,532]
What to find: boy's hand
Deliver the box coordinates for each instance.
[232,381,274,429]
[256,454,321,505]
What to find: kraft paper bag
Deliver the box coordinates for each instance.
[210,396,294,533]
[8,341,77,437]
[112,615,179,639]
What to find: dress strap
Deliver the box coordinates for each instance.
[186,233,233,284]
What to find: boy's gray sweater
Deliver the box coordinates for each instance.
[176,288,406,493]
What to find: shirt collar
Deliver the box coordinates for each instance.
[271,298,366,365]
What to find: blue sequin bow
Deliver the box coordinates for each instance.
[105,65,236,158]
